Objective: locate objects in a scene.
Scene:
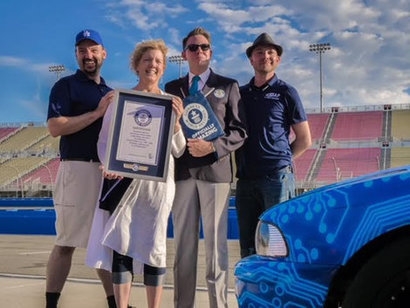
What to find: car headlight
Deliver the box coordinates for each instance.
[255,221,288,257]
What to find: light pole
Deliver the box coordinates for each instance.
[331,157,341,182]
[49,65,65,80]
[309,43,331,113]
[168,55,186,78]
[42,163,53,197]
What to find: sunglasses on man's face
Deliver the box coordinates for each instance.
[185,44,211,52]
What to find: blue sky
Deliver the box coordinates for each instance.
[0,0,409,124]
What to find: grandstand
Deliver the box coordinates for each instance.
[0,123,60,197]
[1,104,410,197]
[294,104,410,191]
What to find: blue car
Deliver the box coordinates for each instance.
[234,165,410,307]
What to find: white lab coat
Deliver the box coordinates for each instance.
[86,98,185,273]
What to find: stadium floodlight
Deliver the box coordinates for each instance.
[48,65,65,80]
[309,43,331,113]
[168,55,186,78]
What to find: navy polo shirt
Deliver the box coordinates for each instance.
[47,69,112,161]
[236,75,307,179]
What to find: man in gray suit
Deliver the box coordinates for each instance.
[165,27,247,308]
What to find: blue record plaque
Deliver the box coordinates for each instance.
[181,91,224,141]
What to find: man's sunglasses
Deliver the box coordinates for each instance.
[185,44,211,52]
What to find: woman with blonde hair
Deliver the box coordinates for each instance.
[86,39,185,308]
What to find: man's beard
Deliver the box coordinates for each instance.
[84,67,98,77]
[82,59,99,77]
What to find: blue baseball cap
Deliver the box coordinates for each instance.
[75,29,104,46]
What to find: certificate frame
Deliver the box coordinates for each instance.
[104,89,175,182]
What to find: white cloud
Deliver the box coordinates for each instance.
[63,0,410,110]
[0,56,28,67]
[1,0,409,124]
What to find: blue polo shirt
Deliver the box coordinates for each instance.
[47,69,112,161]
[236,75,307,179]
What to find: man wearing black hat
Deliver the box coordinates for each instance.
[235,33,312,258]
[45,29,118,308]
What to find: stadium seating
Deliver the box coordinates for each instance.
[296,107,410,189]
[391,110,410,140]
[0,126,49,153]
[315,148,381,183]
[0,127,21,142]
[331,111,383,141]
[306,113,329,142]
[1,106,410,196]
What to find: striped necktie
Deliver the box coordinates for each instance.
[189,75,200,95]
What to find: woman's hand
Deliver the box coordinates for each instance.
[99,164,122,180]
[171,96,184,133]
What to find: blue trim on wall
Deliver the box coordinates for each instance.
[0,197,240,239]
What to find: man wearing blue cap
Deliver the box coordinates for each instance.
[45,29,117,308]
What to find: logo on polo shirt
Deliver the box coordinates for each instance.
[265,92,280,100]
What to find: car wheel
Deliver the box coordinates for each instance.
[342,237,410,308]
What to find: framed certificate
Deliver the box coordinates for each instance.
[104,89,175,182]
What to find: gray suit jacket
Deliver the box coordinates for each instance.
[165,69,247,183]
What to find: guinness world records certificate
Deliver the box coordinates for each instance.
[105,89,175,181]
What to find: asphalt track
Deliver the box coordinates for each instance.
[0,235,239,307]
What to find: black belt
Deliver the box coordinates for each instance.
[241,165,293,180]
[263,165,293,177]
[263,165,293,175]
[60,158,99,163]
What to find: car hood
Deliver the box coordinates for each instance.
[259,165,410,265]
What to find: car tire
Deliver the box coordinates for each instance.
[342,237,410,308]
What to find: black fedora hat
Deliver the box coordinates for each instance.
[246,33,283,58]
